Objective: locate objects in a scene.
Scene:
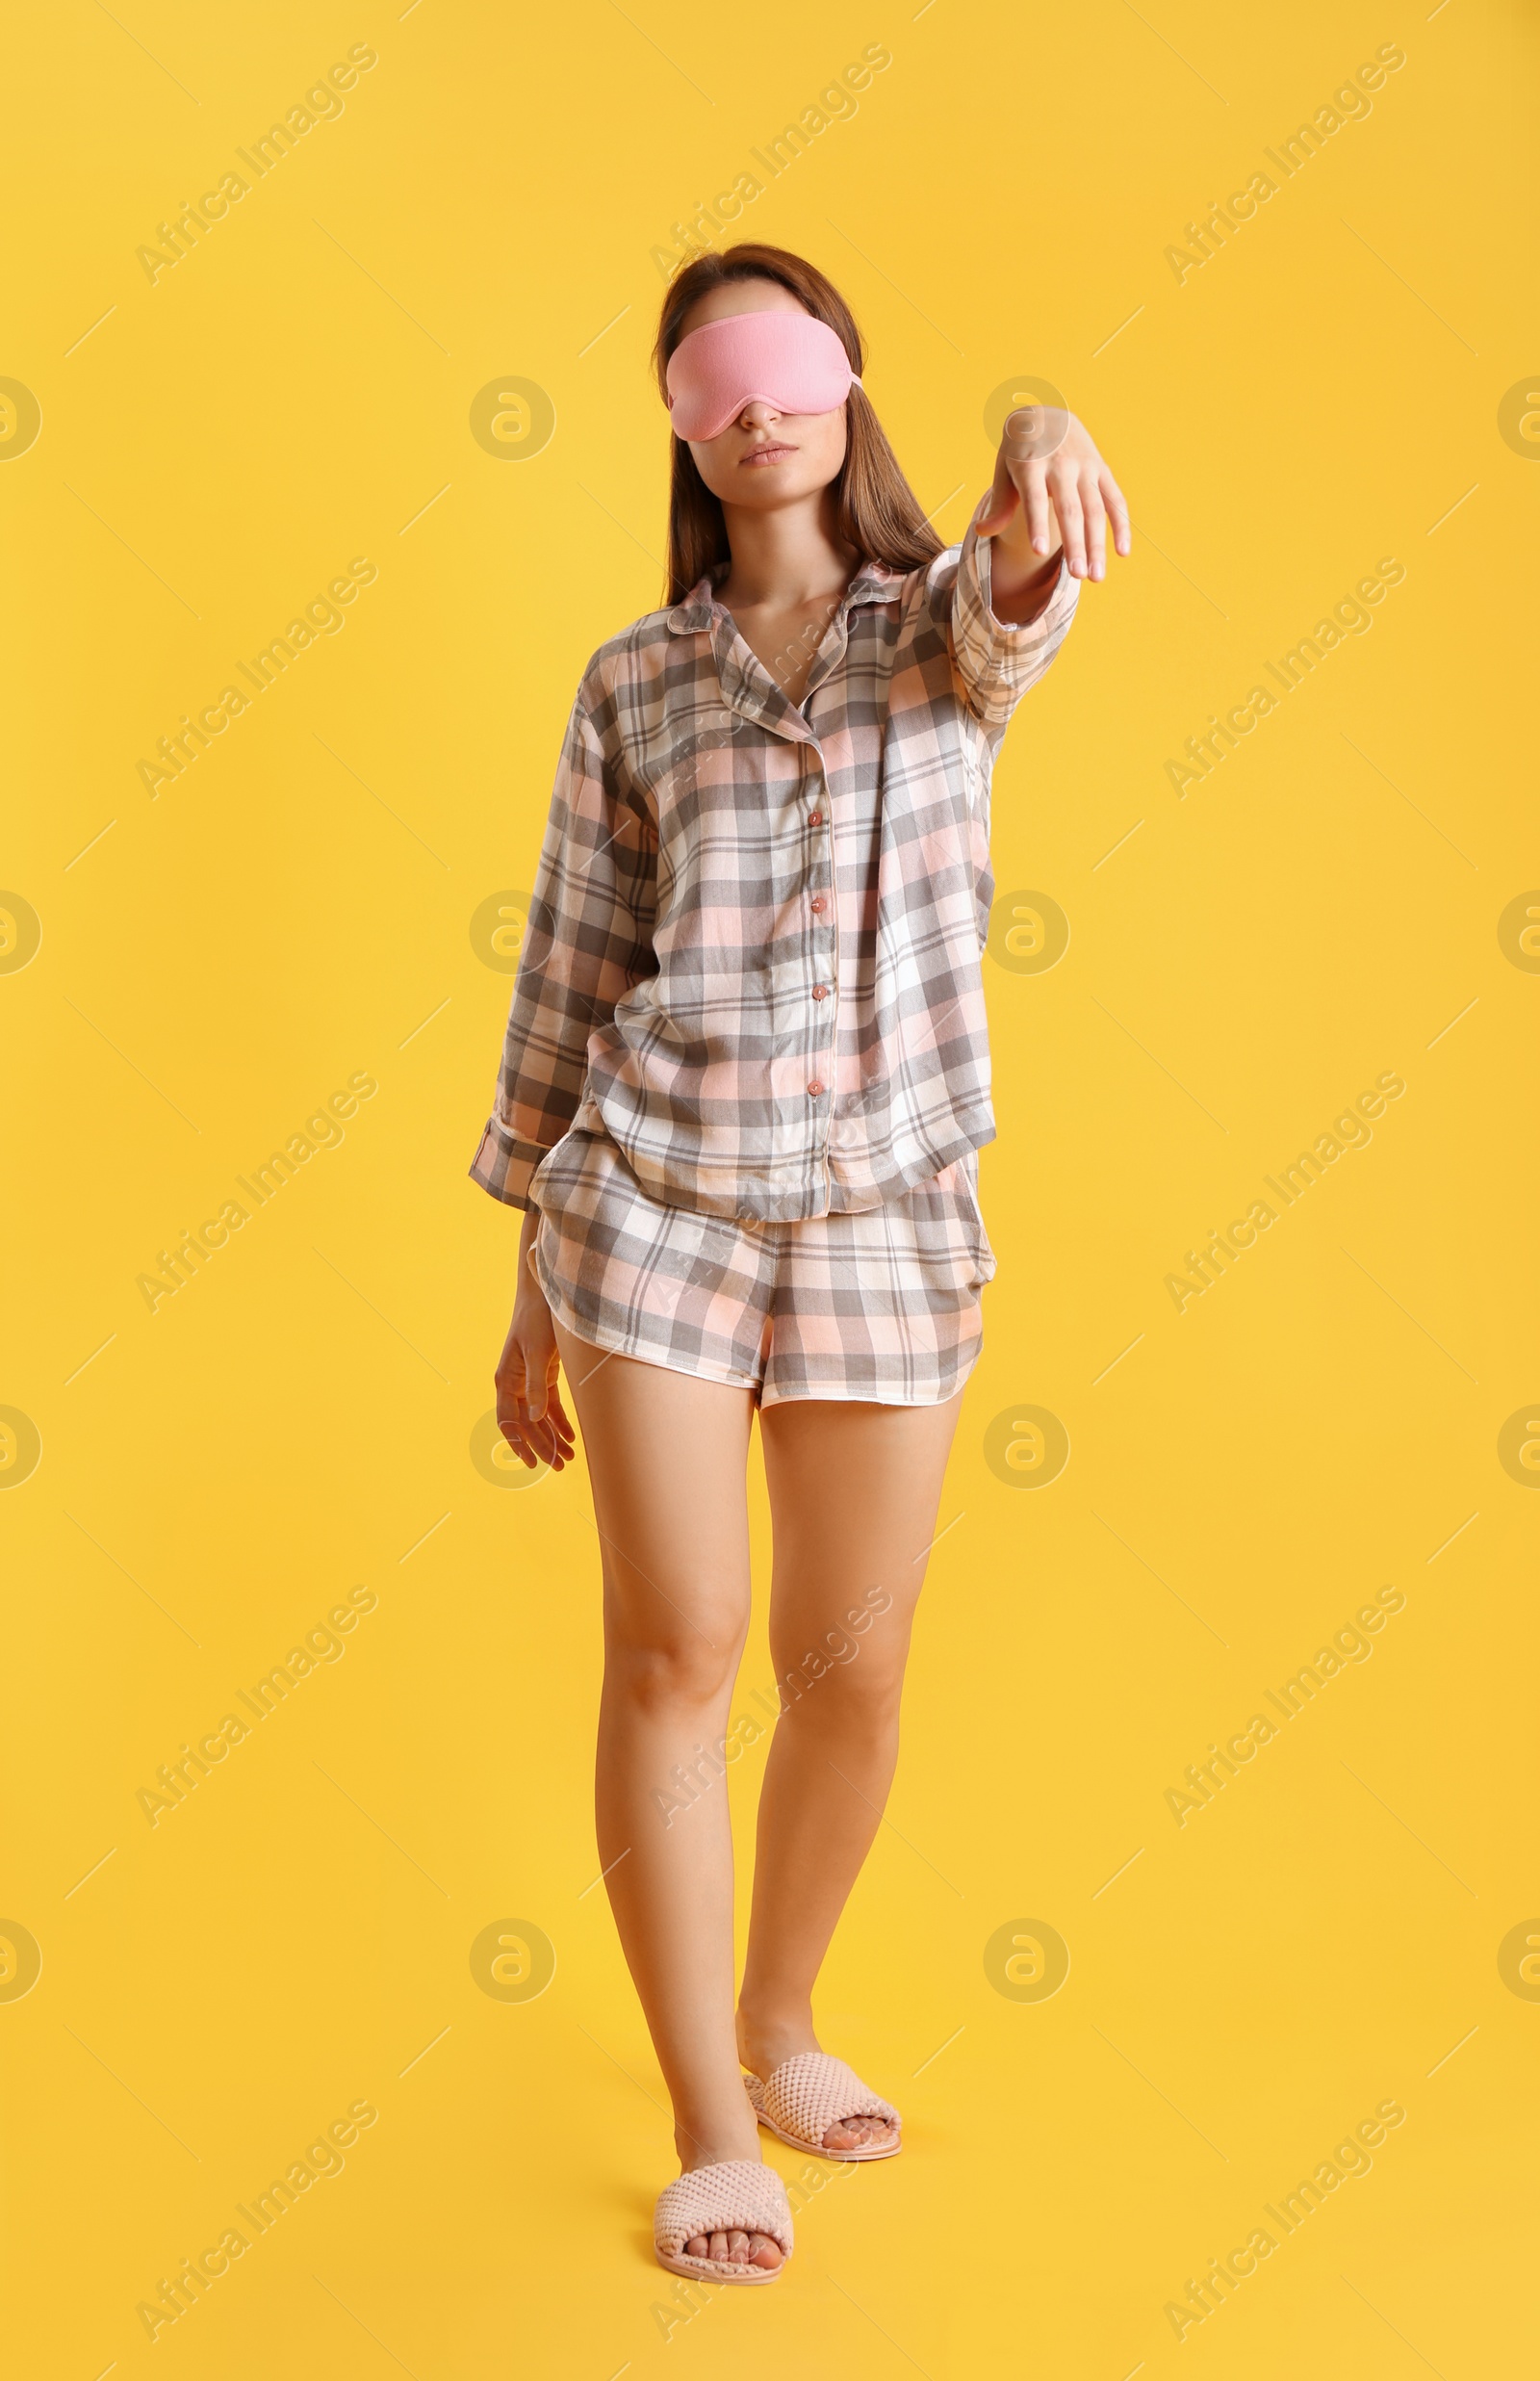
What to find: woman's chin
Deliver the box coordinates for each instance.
[718,471,828,509]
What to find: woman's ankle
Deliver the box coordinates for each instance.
[735,2000,819,2076]
[674,2116,761,2173]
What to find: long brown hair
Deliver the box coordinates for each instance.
[653,243,943,607]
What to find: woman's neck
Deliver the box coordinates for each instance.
[716,487,859,612]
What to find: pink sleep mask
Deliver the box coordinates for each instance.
[665,311,861,438]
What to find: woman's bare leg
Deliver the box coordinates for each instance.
[737,1389,965,2149]
[551,1322,780,2267]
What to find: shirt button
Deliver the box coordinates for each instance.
[808,810,823,827]
[808,1081,825,1098]
[811,984,829,1001]
[809,895,826,914]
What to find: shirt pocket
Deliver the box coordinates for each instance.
[652,712,796,925]
[651,704,747,790]
[649,706,749,849]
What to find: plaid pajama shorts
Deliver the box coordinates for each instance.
[529,1126,995,1408]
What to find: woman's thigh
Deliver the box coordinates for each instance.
[757,1392,966,1682]
[552,1321,757,1674]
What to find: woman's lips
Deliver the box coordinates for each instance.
[742,444,796,465]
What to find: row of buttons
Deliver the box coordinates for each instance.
[809,787,828,1096]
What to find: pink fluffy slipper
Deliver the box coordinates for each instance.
[653,2158,794,2284]
[743,2050,902,2161]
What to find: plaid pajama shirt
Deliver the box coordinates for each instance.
[470,511,1077,1224]
[471,508,1076,1400]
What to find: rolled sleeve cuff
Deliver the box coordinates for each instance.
[468,1119,546,1210]
[954,517,1079,725]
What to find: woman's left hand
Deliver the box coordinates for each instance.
[975,407,1130,585]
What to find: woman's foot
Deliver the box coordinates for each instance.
[676,2137,783,2271]
[735,2012,900,2155]
[680,2224,783,2271]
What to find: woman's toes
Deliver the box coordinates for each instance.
[681,2224,781,2271]
[822,2112,895,2151]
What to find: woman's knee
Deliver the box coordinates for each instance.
[769,1637,906,1729]
[607,1617,746,1714]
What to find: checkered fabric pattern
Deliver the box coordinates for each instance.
[529,1126,994,1408]
[470,510,1077,1224]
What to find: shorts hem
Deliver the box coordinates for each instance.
[534,1243,764,1396]
[757,1370,976,1410]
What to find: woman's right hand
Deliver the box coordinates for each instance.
[494,1210,578,1471]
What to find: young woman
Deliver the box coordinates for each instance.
[471,243,1127,2284]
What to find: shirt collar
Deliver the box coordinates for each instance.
[666,554,904,635]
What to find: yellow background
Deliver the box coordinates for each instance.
[3,1,1535,2373]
